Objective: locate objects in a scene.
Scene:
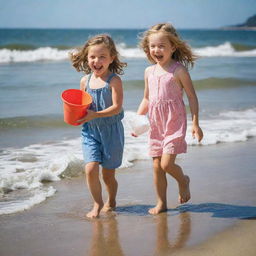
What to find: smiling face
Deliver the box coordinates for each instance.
[87,43,114,77]
[148,32,176,67]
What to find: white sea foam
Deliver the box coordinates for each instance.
[117,43,146,58]
[194,42,256,57]
[1,42,256,63]
[0,187,56,215]
[0,109,256,214]
[0,47,70,63]
[186,108,256,145]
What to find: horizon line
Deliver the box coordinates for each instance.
[0,26,225,30]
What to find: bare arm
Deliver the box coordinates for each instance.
[80,76,87,91]
[137,67,150,115]
[176,67,203,142]
[131,68,150,137]
[78,76,123,123]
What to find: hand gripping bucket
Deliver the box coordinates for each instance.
[61,89,92,126]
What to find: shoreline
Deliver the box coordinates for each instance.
[1,139,256,255]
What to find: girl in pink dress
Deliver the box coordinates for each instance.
[135,23,203,214]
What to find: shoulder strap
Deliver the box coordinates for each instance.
[169,62,180,73]
[106,73,116,88]
[86,73,93,91]
[106,73,116,83]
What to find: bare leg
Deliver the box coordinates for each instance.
[161,154,190,204]
[149,157,168,215]
[85,162,104,218]
[101,168,118,212]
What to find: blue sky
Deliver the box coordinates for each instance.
[1,0,256,29]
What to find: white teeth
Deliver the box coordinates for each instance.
[155,55,163,59]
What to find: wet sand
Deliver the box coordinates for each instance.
[0,139,256,256]
[173,220,256,256]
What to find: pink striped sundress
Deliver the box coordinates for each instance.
[148,62,187,157]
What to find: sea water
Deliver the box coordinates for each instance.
[0,28,256,214]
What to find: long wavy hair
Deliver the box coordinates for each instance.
[70,34,127,75]
[140,23,197,69]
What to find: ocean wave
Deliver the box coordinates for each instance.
[193,77,256,90]
[0,109,256,214]
[232,43,256,51]
[194,42,256,57]
[0,44,37,50]
[0,43,72,51]
[0,115,66,129]
[0,187,56,215]
[0,47,70,63]
[187,108,256,146]
[124,77,256,91]
[117,43,145,58]
[1,42,256,63]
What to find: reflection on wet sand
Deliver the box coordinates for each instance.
[154,212,191,256]
[86,210,191,256]
[87,216,124,256]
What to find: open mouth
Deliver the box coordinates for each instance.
[154,55,164,61]
[94,65,103,71]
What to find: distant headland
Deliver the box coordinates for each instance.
[222,14,256,30]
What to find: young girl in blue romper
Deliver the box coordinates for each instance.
[70,34,126,218]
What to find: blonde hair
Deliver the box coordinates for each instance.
[70,34,127,75]
[140,23,197,69]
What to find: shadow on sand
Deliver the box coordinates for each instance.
[174,203,256,219]
[116,204,154,216]
[116,203,256,219]
[86,203,256,255]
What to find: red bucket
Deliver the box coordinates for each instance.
[61,89,92,126]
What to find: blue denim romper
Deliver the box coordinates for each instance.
[81,73,124,169]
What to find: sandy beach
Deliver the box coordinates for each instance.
[1,138,256,256]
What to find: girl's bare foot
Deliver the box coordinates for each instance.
[178,175,191,204]
[148,203,167,215]
[101,200,116,213]
[86,203,103,218]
